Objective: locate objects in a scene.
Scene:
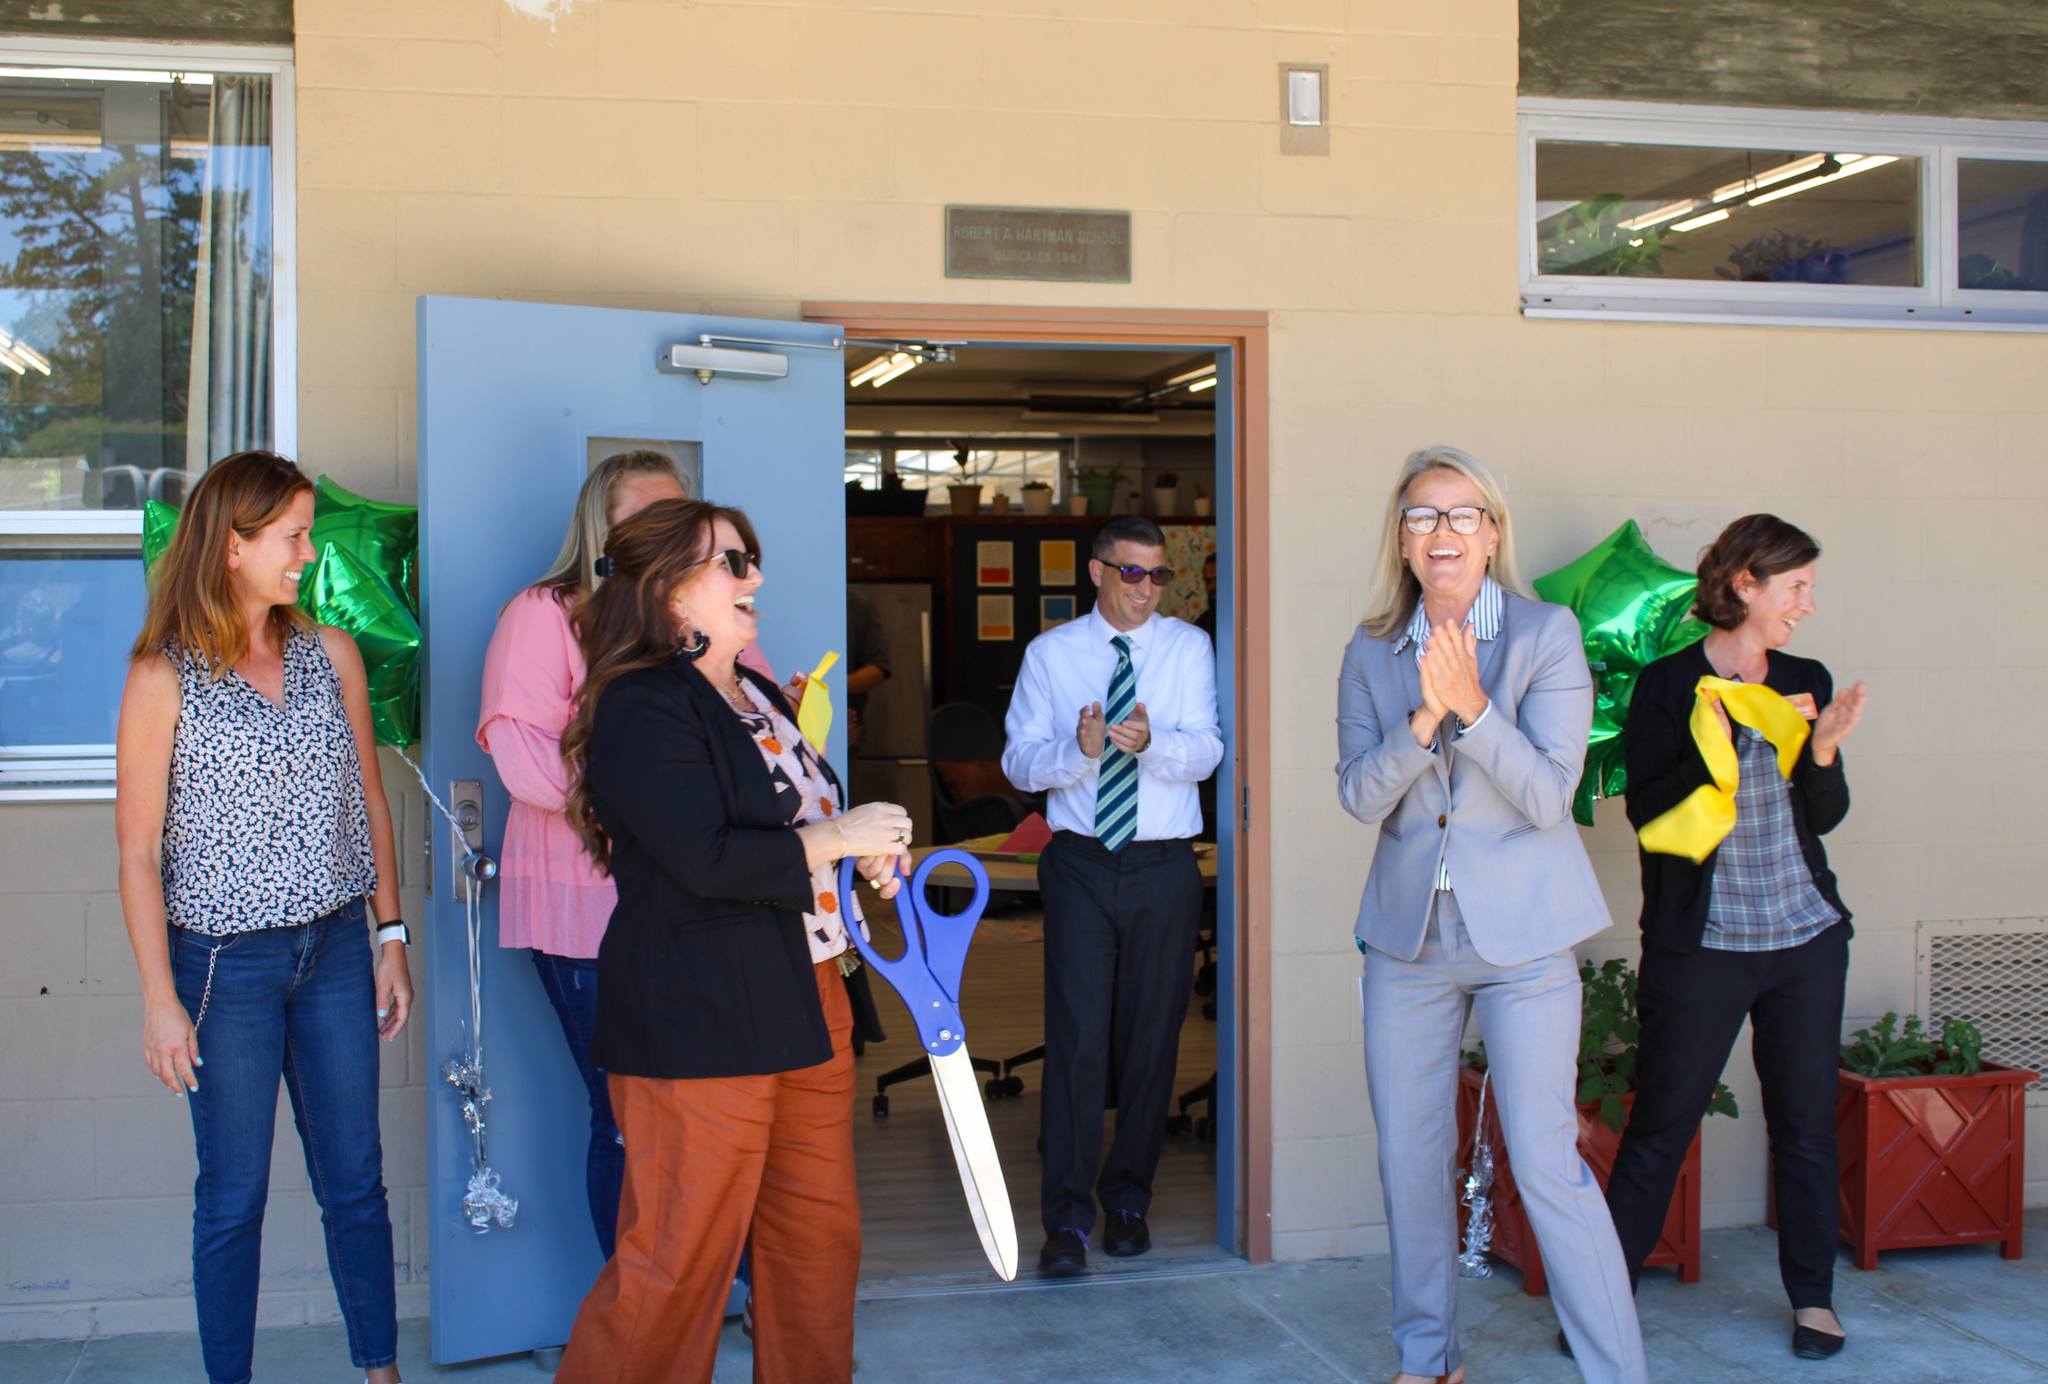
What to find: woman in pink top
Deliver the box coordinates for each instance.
[477,450,774,1257]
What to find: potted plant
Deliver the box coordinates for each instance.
[1152,470,1180,516]
[1066,494,1090,515]
[1834,1013,2035,1270]
[1192,482,1213,518]
[945,445,983,517]
[1456,957,1736,1295]
[1075,465,1120,516]
[1021,479,1054,516]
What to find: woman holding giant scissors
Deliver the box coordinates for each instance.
[554,498,911,1384]
[1336,446,1646,1384]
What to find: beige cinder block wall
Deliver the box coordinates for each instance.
[6,0,2044,1340]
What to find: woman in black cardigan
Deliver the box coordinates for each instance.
[553,498,911,1384]
[1603,514,1867,1363]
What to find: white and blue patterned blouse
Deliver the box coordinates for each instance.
[160,626,377,935]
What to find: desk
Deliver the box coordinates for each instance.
[911,833,1219,892]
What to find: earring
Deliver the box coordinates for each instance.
[675,628,710,662]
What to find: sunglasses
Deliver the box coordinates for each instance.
[1402,505,1490,537]
[1108,563,1175,587]
[691,548,760,580]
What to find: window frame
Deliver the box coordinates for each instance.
[0,38,297,801]
[1519,97,2048,331]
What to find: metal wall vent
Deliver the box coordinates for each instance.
[1917,919,2048,1102]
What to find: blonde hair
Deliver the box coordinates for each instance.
[533,449,686,600]
[130,450,314,674]
[1359,445,1525,638]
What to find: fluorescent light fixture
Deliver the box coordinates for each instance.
[11,342,50,375]
[1670,208,1731,233]
[1620,199,1702,231]
[0,65,212,85]
[0,131,100,150]
[867,353,921,388]
[1712,153,1828,204]
[0,349,25,376]
[1187,376,1218,393]
[1285,67,1324,127]
[847,353,899,387]
[1746,154,1898,208]
[1165,363,1217,388]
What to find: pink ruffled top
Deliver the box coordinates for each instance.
[477,586,774,958]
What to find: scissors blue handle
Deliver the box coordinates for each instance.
[835,849,990,1058]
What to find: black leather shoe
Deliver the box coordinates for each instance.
[1557,1328,1572,1359]
[1792,1324,1846,1360]
[1103,1209,1151,1258]
[1037,1228,1087,1277]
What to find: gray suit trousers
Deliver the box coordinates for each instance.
[1363,891,1647,1384]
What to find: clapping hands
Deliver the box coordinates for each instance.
[1811,681,1868,766]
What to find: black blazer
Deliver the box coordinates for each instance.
[586,659,835,1080]
[1624,641,1852,954]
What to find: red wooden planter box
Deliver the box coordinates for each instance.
[1836,1060,2037,1271]
[1455,1064,1701,1297]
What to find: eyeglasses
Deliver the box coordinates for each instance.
[1402,505,1490,536]
[1110,563,1175,587]
[690,548,759,579]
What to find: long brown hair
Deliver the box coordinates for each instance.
[562,497,762,869]
[130,450,314,674]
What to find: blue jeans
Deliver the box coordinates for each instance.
[529,950,625,1260]
[170,901,397,1384]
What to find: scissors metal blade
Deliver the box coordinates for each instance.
[928,1046,1018,1281]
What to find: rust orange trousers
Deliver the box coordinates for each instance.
[556,961,860,1384]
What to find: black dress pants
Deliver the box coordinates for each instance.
[1605,922,1850,1309]
[1037,830,1202,1237]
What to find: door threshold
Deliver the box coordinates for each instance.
[856,1249,1249,1302]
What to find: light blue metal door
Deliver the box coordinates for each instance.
[417,297,845,1364]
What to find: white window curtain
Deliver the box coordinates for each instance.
[183,73,272,470]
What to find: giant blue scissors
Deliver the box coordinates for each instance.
[836,849,1018,1281]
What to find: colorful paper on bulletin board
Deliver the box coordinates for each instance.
[1532,519,1709,826]
[1039,539,1076,587]
[977,594,1015,641]
[1040,594,1076,631]
[797,651,838,752]
[976,541,1013,588]
[1160,525,1216,623]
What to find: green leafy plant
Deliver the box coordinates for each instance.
[1536,194,1681,277]
[1465,957,1738,1132]
[1842,1012,1985,1077]
[1715,230,1846,283]
[1020,479,1051,492]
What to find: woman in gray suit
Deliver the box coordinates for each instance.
[1336,446,1645,1384]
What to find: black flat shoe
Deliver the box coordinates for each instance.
[1792,1324,1846,1359]
[1103,1209,1151,1258]
[1038,1228,1087,1277]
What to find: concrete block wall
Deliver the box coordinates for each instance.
[3,0,2045,1335]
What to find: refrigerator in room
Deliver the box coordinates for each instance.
[848,581,934,846]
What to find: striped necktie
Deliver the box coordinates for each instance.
[1095,634,1138,852]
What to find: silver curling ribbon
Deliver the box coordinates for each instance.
[1457,1069,1497,1278]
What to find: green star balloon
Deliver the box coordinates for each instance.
[135,478,422,745]
[142,499,181,576]
[1533,520,1708,826]
[301,541,421,746]
[312,475,418,614]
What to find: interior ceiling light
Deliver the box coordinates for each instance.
[0,327,51,376]
[1745,154,1897,208]
[866,353,922,388]
[1711,153,1830,204]
[1187,376,1218,393]
[0,65,213,85]
[847,352,902,387]
[1165,363,1217,387]
[1670,207,1731,233]
[1619,199,1703,232]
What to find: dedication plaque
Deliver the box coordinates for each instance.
[944,206,1132,283]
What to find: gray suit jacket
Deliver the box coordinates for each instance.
[1335,591,1609,967]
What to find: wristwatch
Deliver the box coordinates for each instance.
[375,920,411,948]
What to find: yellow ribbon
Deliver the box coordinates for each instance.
[796,651,839,753]
[1636,676,1809,864]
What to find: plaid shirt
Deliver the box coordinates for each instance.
[1702,716,1840,952]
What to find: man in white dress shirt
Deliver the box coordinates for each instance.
[1002,516,1223,1277]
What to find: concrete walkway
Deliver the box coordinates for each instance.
[7,1213,2044,1382]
